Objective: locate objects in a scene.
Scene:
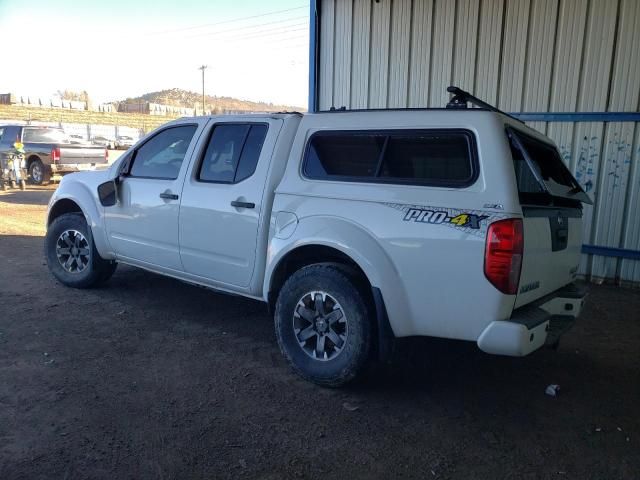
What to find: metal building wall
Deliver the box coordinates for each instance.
[314,0,640,284]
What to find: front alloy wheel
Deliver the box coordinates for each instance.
[45,213,117,288]
[56,229,90,273]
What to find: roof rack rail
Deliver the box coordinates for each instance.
[446,86,524,123]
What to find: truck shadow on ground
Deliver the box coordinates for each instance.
[93,259,639,398]
[3,233,637,401]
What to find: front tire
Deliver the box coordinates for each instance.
[45,213,117,288]
[29,159,50,185]
[275,264,372,387]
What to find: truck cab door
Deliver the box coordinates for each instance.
[104,121,206,271]
[178,118,282,288]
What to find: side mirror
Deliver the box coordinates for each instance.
[97,180,117,207]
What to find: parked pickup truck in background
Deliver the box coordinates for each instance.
[44,87,591,387]
[115,135,136,150]
[0,125,108,185]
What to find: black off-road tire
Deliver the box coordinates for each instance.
[45,213,117,289]
[29,159,51,185]
[274,264,372,387]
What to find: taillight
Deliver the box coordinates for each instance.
[484,218,523,295]
[51,147,60,163]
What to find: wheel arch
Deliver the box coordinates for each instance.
[47,198,84,226]
[26,154,41,168]
[266,220,409,360]
[267,244,371,311]
[267,243,395,360]
[264,215,415,339]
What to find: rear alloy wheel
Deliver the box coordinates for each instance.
[275,264,371,387]
[293,291,348,361]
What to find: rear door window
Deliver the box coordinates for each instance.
[197,123,268,183]
[507,128,591,205]
[303,130,476,187]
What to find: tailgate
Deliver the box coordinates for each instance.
[516,207,582,307]
[507,127,591,308]
[59,146,107,165]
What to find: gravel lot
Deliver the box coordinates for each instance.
[1,186,639,479]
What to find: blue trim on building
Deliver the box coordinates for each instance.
[582,245,640,260]
[513,112,640,122]
[308,0,319,113]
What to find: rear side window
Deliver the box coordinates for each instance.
[508,128,591,205]
[303,130,476,187]
[304,135,384,178]
[198,123,268,183]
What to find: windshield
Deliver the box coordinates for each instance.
[22,127,70,144]
[507,128,592,206]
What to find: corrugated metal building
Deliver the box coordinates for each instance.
[308,0,640,284]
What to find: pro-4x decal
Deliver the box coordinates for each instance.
[384,203,503,237]
[403,208,488,229]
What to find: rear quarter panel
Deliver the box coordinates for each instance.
[23,143,53,165]
[270,111,523,340]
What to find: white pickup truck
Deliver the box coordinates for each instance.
[45,87,590,386]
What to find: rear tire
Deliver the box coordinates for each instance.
[45,213,117,288]
[29,159,50,185]
[275,264,372,387]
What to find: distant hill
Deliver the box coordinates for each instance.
[119,88,304,113]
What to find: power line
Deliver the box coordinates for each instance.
[147,5,308,36]
[182,17,307,40]
[223,27,308,42]
[186,24,308,42]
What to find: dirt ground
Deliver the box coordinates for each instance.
[1,186,638,480]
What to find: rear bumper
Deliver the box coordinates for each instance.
[477,282,587,356]
[50,163,107,174]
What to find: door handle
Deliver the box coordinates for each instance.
[230,200,255,209]
[159,192,179,200]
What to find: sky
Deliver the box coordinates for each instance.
[0,0,310,107]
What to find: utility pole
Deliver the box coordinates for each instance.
[198,65,208,115]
